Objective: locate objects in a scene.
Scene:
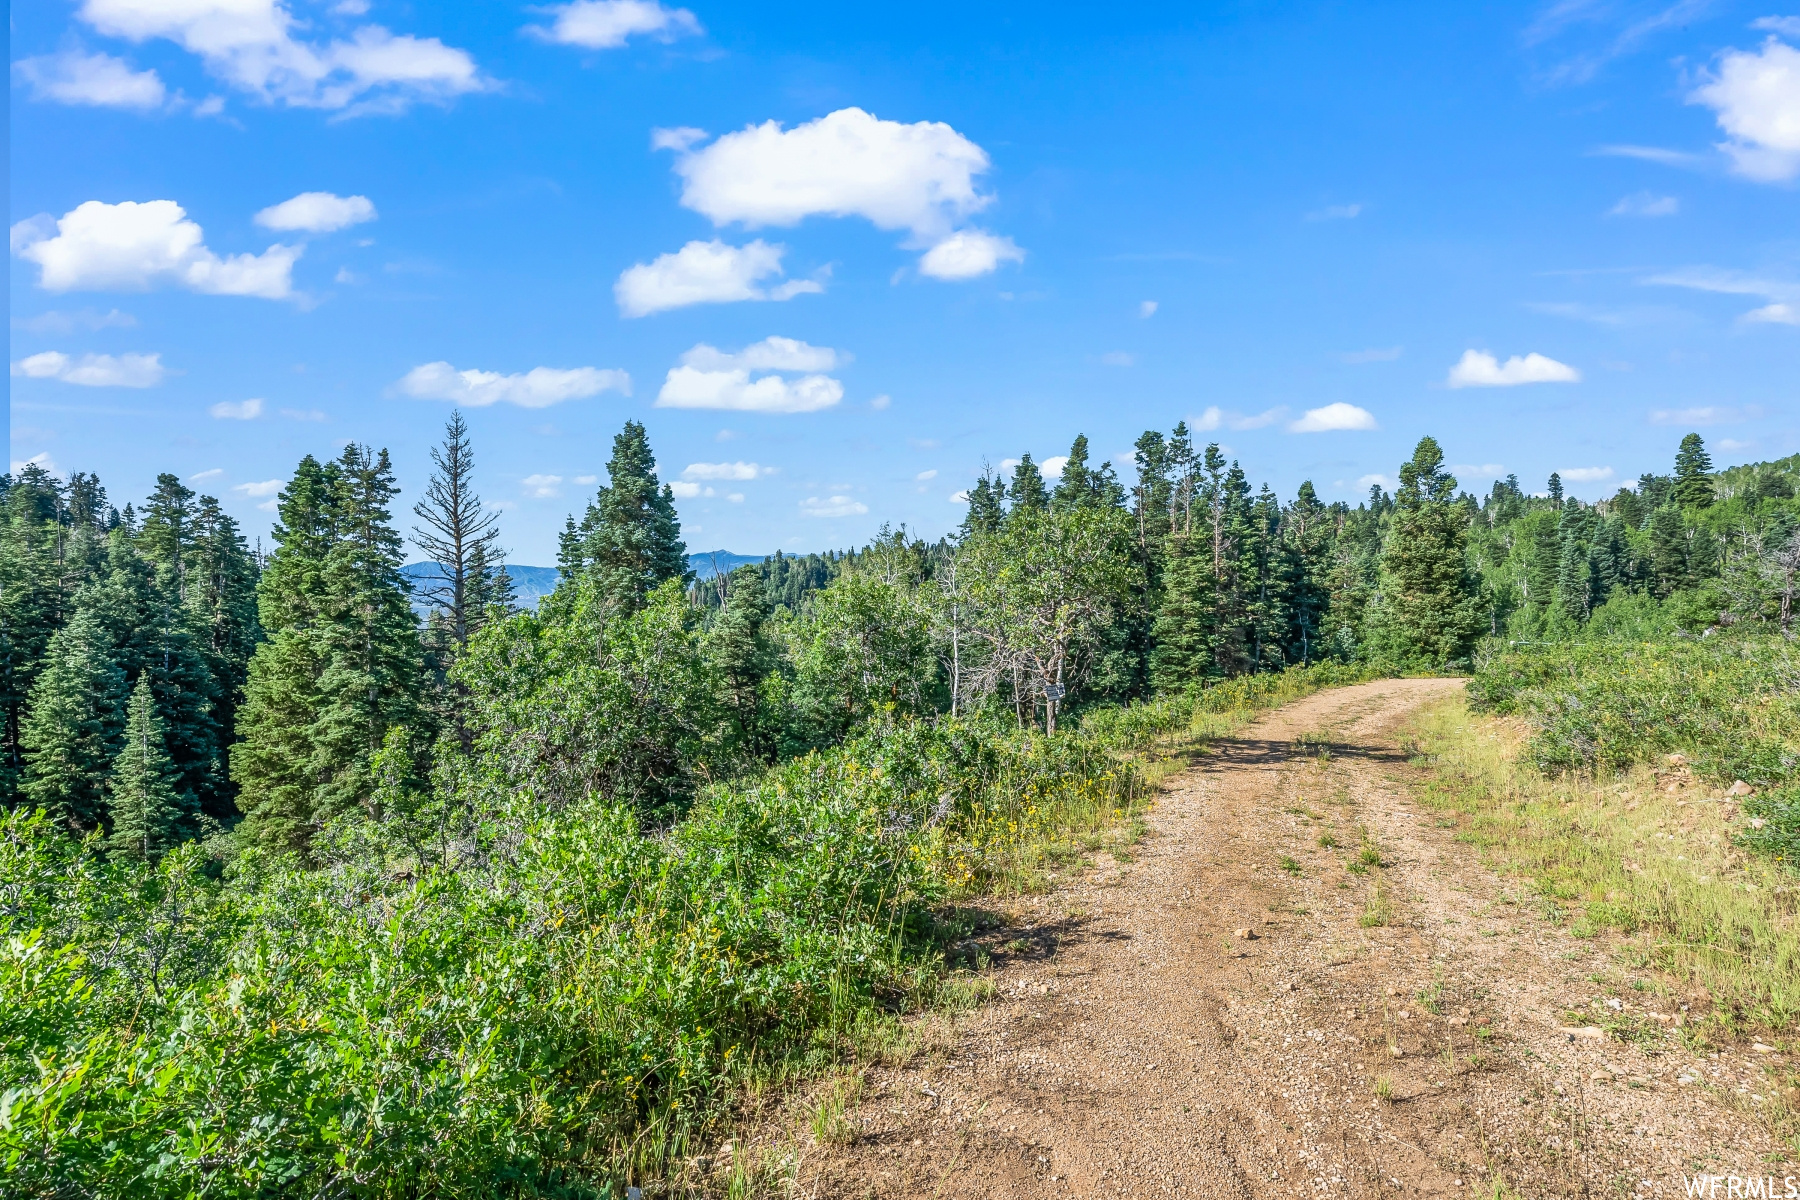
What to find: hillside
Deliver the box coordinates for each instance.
[400,550,765,611]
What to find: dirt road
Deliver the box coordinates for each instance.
[794,678,1792,1198]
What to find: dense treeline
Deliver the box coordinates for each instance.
[4,408,1796,1195]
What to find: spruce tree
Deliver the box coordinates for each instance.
[0,470,67,801]
[1149,533,1215,690]
[1375,437,1479,665]
[1547,472,1563,506]
[568,421,689,612]
[412,409,505,651]
[1648,507,1690,598]
[1007,454,1048,515]
[1674,433,1715,509]
[960,470,1007,538]
[20,606,126,832]
[1555,504,1595,620]
[706,565,777,762]
[107,674,185,860]
[1282,482,1332,665]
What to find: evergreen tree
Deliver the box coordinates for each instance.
[960,468,1007,538]
[1674,433,1715,509]
[1007,454,1048,515]
[20,607,126,831]
[1525,511,1560,611]
[1149,533,1215,689]
[1373,436,1479,665]
[1131,430,1173,560]
[1282,482,1332,665]
[138,473,197,596]
[412,409,506,651]
[1547,472,1563,506]
[1555,504,1595,620]
[1648,507,1690,598]
[567,421,689,612]
[0,469,68,801]
[706,565,777,762]
[106,674,186,860]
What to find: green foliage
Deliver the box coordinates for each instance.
[561,420,689,612]
[106,675,189,860]
[19,608,126,832]
[1366,436,1480,668]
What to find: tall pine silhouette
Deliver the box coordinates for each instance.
[563,421,689,612]
[107,674,186,860]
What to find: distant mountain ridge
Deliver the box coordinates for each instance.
[400,551,765,611]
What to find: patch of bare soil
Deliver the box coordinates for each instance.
[774,679,1793,1198]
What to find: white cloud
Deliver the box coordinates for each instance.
[574,474,598,485]
[521,474,563,498]
[1356,473,1393,490]
[916,469,938,481]
[75,0,488,113]
[1139,300,1158,318]
[666,106,1018,276]
[1745,302,1800,324]
[1041,455,1069,479]
[234,479,283,497]
[917,230,1024,279]
[11,453,60,477]
[1716,437,1757,452]
[668,481,704,498]
[1445,350,1581,388]
[1753,17,1800,37]
[614,239,822,317]
[1289,403,1378,433]
[949,489,970,503]
[655,338,846,414]
[526,0,701,48]
[12,350,166,387]
[396,361,630,408]
[869,394,891,410]
[1644,266,1799,324]
[17,308,137,334]
[681,336,843,372]
[1689,37,1800,181]
[12,200,300,299]
[651,125,708,152]
[14,50,166,109]
[726,492,744,503]
[682,461,766,481]
[189,468,224,482]
[1452,463,1507,478]
[1559,466,1615,483]
[1305,203,1362,221]
[800,495,868,518]
[658,369,843,414]
[1341,346,1402,363]
[1192,405,1286,432]
[211,397,264,419]
[1607,191,1680,217]
[255,192,376,232]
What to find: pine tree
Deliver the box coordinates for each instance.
[138,473,197,598]
[1547,473,1563,506]
[0,469,68,801]
[568,421,689,612]
[1282,482,1332,665]
[107,674,185,860]
[1374,436,1480,665]
[960,469,1007,538]
[706,565,777,762]
[1007,454,1048,515]
[20,607,126,832]
[1149,533,1216,690]
[1648,507,1690,598]
[1555,504,1595,620]
[1674,433,1715,509]
[412,409,506,651]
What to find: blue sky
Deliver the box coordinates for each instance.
[10,0,1799,564]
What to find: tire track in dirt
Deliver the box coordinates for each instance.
[791,679,1791,1198]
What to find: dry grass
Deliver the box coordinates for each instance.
[1406,695,1800,1041]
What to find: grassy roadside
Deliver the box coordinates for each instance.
[1404,693,1800,1044]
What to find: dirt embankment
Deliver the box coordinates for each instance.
[783,678,1791,1198]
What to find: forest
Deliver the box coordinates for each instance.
[3,410,1798,1197]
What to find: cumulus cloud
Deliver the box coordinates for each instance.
[918,230,1024,279]
[12,200,300,299]
[916,469,937,481]
[664,107,1020,277]
[14,50,166,109]
[1288,403,1378,433]
[1559,466,1615,483]
[682,461,767,481]
[1689,37,1800,181]
[211,397,264,419]
[800,495,868,518]
[1445,350,1581,388]
[234,480,283,513]
[75,0,488,113]
[12,350,166,387]
[1745,302,1800,324]
[396,361,629,408]
[1607,191,1680,217]
[614,239,822,317]
[1193,405,1286,432]
[668,481,705,498]
[521,474,563,498]
[1356,473,1393,490]
[526,0,701,48]
[1139,300,1158,318]
[1753,17,1800,37]
[655,339,846,414]
[255,192,376,232]
[1041,456,1069,480]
